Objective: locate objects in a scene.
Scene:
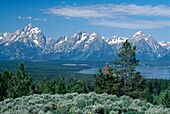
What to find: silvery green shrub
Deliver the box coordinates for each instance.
[0,92,169,114]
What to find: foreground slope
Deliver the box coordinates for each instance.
[0,92,169,114]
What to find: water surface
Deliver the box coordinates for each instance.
[78,66,170,79]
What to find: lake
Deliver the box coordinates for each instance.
[77,66,170,79]
[0,60,170,79]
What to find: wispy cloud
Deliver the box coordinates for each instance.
[91,19,170,29]
[18,16,47,21]
[44,4,170,29]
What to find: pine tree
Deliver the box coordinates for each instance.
[55,78,66,94]
[0,70,14,100]
[94,40,147,98]
[114,40,139,78]
[162,91,170,108]
[15,62,33,97]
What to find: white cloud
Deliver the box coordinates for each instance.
[110,4,170,17]
[46,7,109,19]
[91,19,170,29]
[44,4,170,29]
[46,4,170,18]
[18,16,47,21]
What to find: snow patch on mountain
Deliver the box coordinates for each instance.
[33,40,39,45]
[108,36,128,45]
[75,32,88,45]
[158,41,170,50]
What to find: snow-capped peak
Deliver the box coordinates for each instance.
[70,31,88,43]
[90,32,100,37]
[28,23,32,26]
[130,31,168,59]
[133,31,144,37]
[89,32,100,40]
[0,23,169,61]
[6,23,47,48]
[24,23,34,31]
[102,37,109,43]
[134,31,143,35]
[71,31,86,38]
[23,23,41,34]
[3,32,10,37]
[131,31,151,41]
[30,27,41,34]
[108,36,128,45]
[158,41,170,50]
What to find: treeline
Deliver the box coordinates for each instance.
[0,62,93,101]
[0,63,33,101]
[145,79,170,107]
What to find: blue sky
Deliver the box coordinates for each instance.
[0,0,170,41]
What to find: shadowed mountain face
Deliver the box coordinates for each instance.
[0,24,169,61]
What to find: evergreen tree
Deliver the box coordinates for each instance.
[73,80,90,93]
[94,65,121,95]
[94,40,147,98]
[162,91,170,108]
[14,62,33,97]
[65,77,77,93]
[114,40,139,78]
[114,40,147,98]
[55,78,66,94]
[0,70,14,100]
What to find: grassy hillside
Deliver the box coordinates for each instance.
[0,92,169,114]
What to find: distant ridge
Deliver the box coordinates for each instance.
[0,24,169,61]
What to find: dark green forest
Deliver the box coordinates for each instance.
[0,40,170,108]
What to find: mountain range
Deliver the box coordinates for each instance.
[0,24,169,61]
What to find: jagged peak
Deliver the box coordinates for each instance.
[77,31,86,34]
[91,32,98,35]
[72,31,87,38]
[24,24,33,30]
[90,32,101,38]
[25,23,34,28]
[22,23,42,34]
[3,32,11,36]
[134,31,144,35]
[24,23,38,31]
[131,31,151,41]
[88,32,101,42]
[28,23,33,26]
[57,36,67,41]
[108,36,127,45]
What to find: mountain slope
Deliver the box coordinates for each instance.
[52,31,115,60]
[0,24,56,60]
[0,24,43,59]
[0,24,169,61]
[129,31,168,60]
[158,41,170,50]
